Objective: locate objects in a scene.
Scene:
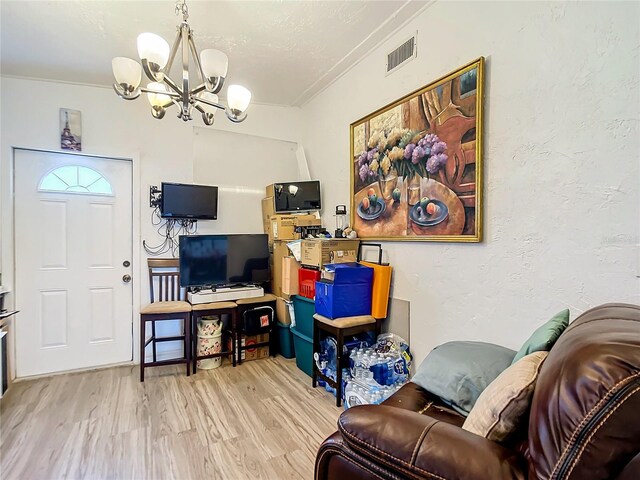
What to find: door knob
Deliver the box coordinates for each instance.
[122,274,132,283]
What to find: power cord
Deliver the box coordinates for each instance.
[143,207,198,257]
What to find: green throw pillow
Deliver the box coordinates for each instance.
[511,309,570,364]
[412,341,517,416]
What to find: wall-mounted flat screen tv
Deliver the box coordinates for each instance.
[161,182,218,220]
[179,234,270,288]
[273,180,321,213]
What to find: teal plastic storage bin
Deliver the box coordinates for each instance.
[291,326,313,377]
[276,321,296,359]
[292,295,315,339]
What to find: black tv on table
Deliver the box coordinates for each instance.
[179,234,269,288]
[161,182,218,220]
[273,180,321,213]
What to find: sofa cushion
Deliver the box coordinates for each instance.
[511,309,569,364]
[462,351,548,443]
[337,405,527,480]
[412,341,516,415]
[383,382,465,427]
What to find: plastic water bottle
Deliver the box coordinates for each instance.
[318,360,327,387]
[355,352,365,378]
[349,349,357,375]
[326,338,337,370]
[341,368,349,400]
[362,353,374,379]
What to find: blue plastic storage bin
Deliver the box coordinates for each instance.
[291,326,313,377]
[314,282,372,319]
[322,262,374,284]
[314,263,373,319]
[292,295,315,338]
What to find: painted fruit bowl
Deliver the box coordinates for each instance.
[357,197,386,221]
[409,200,448,227]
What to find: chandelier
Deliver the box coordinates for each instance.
[111,0,251,125]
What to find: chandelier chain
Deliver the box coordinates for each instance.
[175,0,189,22]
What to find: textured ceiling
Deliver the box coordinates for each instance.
[0,0,427,106]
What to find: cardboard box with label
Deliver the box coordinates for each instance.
[265,213,321,244]
[300,239,360,269]
[228,334,270,361]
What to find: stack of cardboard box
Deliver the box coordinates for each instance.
[263,184,320,324]
[262,184,362,325]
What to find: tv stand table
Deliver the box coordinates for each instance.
[188,294,279,371]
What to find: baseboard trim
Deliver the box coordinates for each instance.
[13,359,136,382]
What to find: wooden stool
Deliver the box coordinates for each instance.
[235,294,278,364]
[312,313,379,407]
[140,259,192,382]
[191,301,238,372]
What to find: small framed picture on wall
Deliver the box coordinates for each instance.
[60,108,82,151]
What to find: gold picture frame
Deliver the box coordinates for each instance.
[350,57,484,242]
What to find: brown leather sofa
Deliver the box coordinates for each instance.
[315,303,640,479]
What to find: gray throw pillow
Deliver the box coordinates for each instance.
[412,341,516,416]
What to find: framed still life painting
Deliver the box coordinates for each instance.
[350,57,484,242]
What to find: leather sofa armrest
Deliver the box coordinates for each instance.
[338,405,527,480]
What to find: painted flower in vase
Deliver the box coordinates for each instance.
[357,127,448,202]
[400,132,448,205]
[358,129,447,177]
[397,132,448,179]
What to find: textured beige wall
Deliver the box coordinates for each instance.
[302,1,640,363]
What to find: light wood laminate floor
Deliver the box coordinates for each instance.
[0,357,342,479]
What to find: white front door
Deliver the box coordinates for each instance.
[14,149,133,377]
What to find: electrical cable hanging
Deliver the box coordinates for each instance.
[143,206,197,257]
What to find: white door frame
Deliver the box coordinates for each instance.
[10,146,142,377]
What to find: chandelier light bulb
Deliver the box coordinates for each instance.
[200,49,229,79]
[112,57,142,89]
[227,85,251,113]
[146,82,170,107]
[137,33,170,69]
[197,92,219,115]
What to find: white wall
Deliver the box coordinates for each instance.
[301,1,640,363]
[193,128,301,235]
[0,76,303,372]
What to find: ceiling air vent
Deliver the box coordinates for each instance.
[386,34,417,75]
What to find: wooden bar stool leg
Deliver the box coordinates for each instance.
[151,320,157,363]
[140,316,146,382]
[191,313,198,375]
[237,308,243,366]
[185,313,191,376]
[231,309,237,367]
[336,329,344,408]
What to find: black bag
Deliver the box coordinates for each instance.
[242,306,274,336]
